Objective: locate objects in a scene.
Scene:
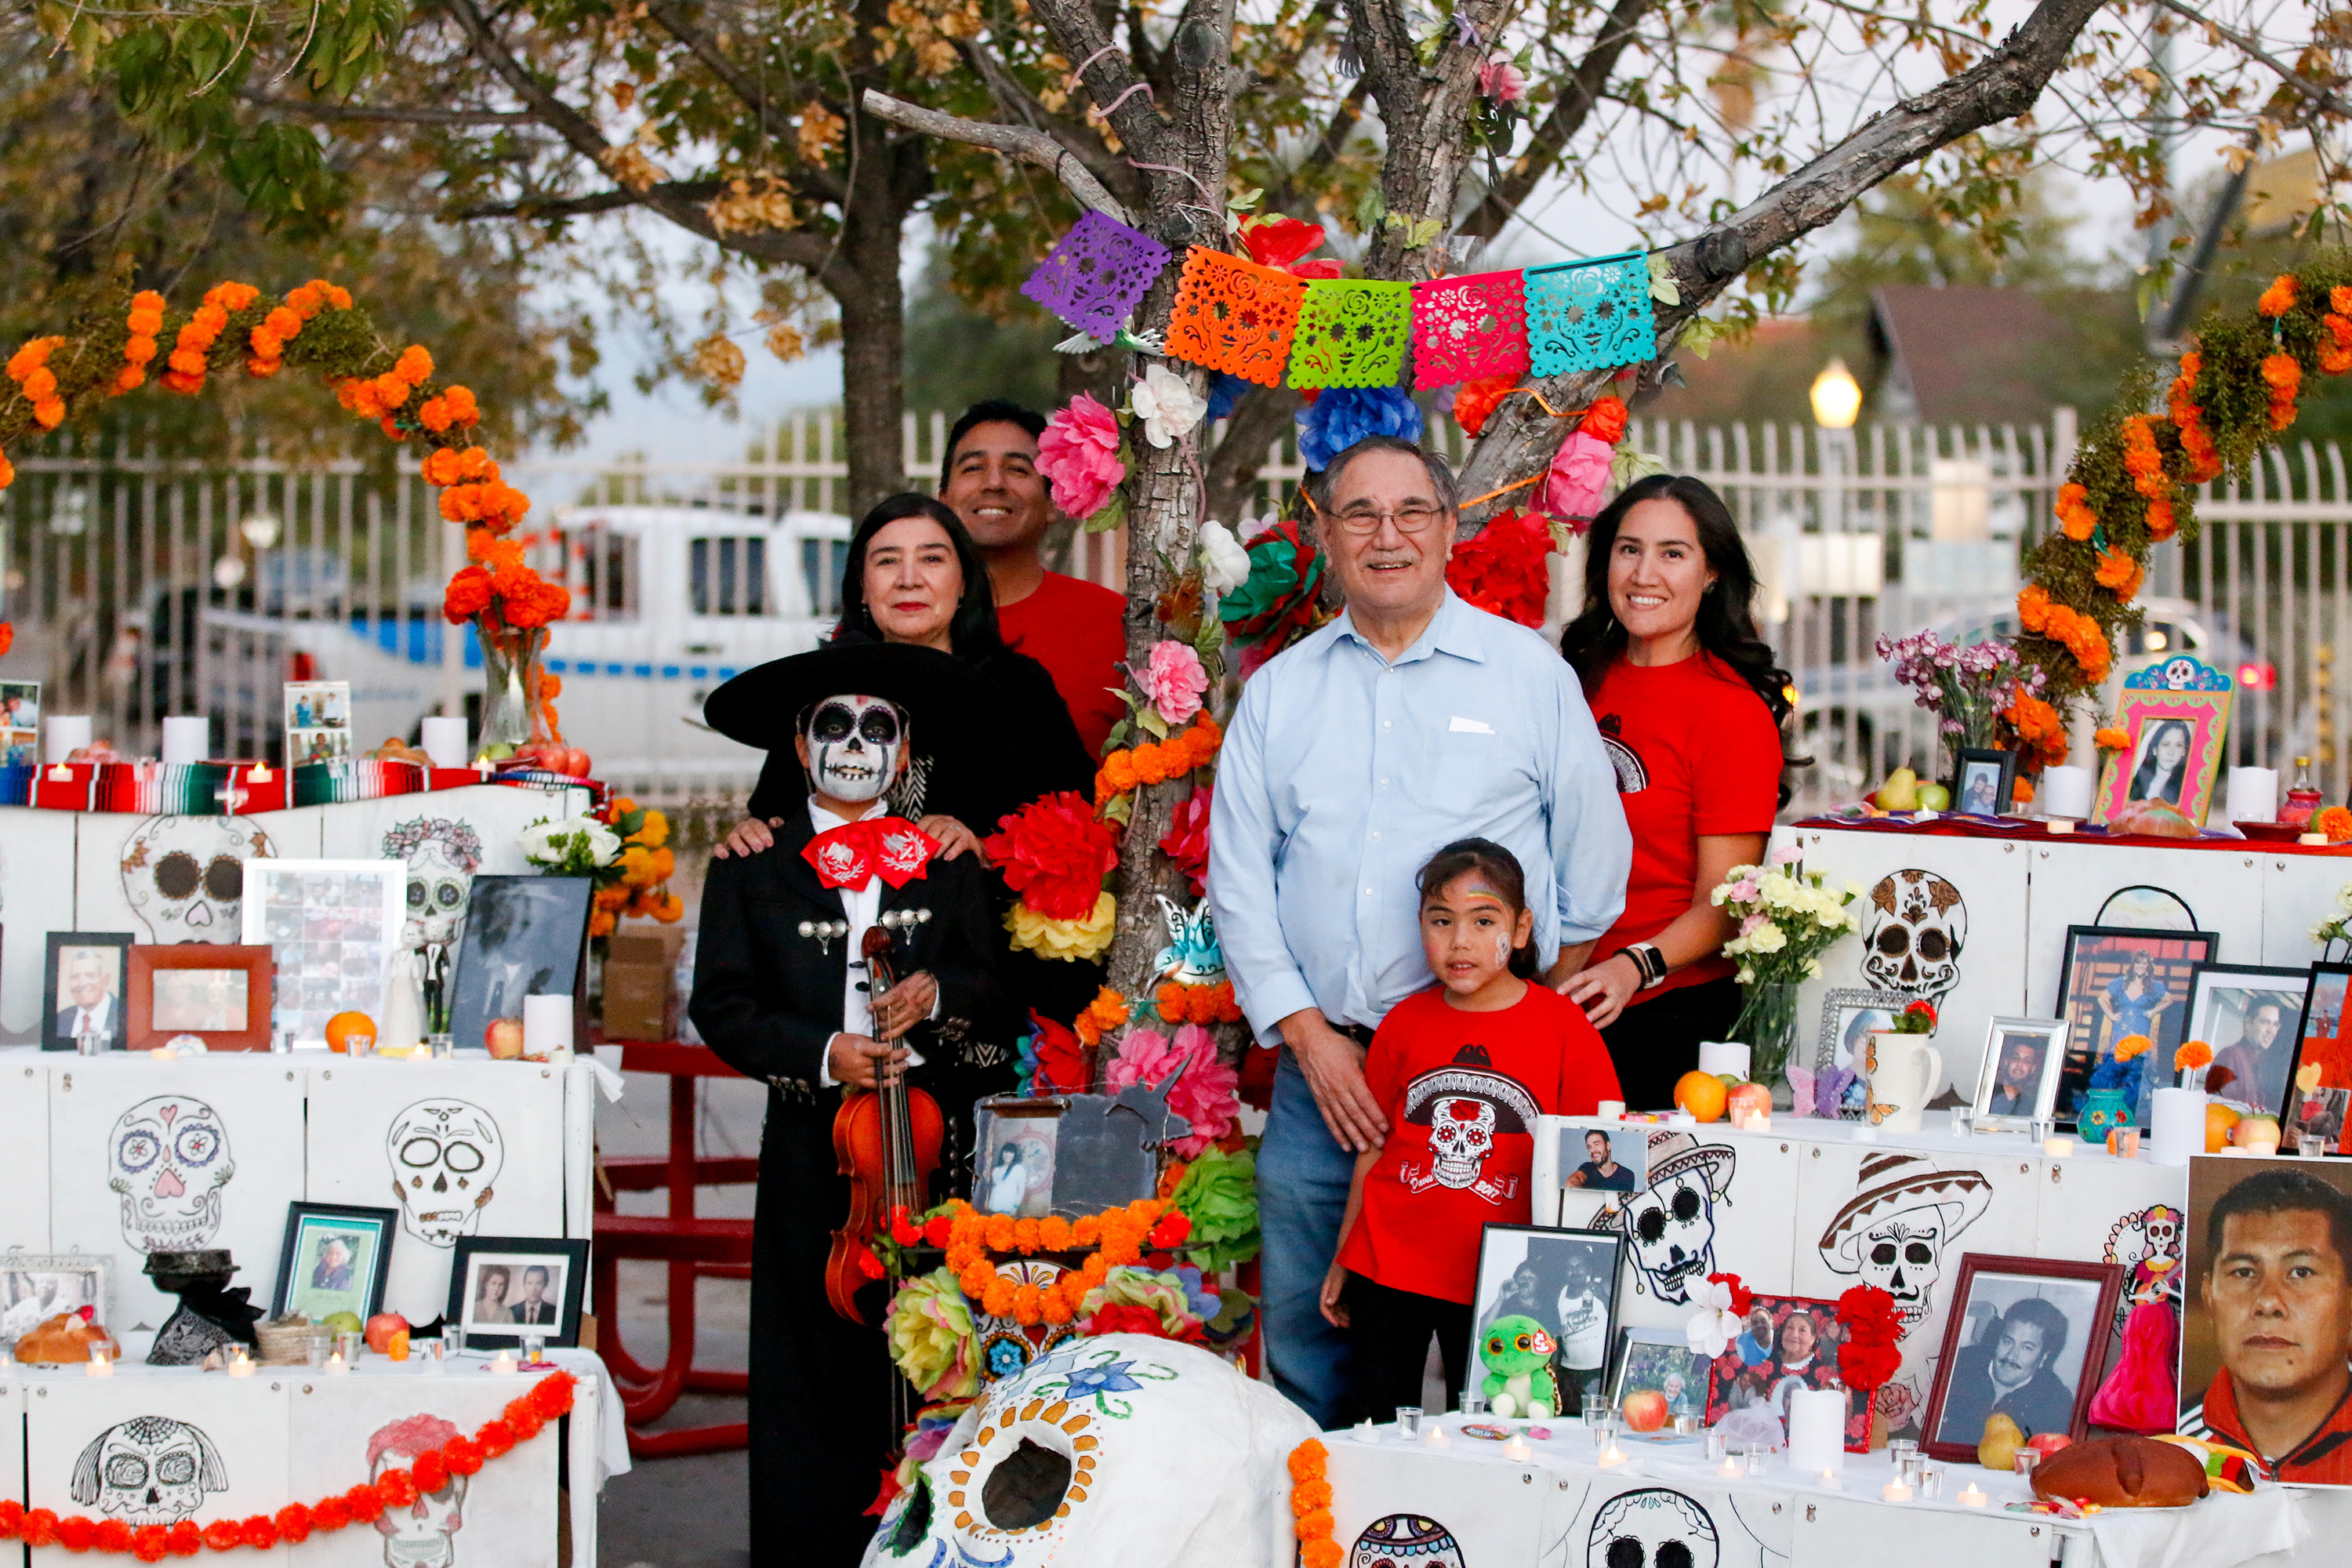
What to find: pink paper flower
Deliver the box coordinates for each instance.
[1541,430,1614,523]
[1167,1024,1240,1156]
[1139,640,1209,727]
[1478,57,1527,103]
[1036,392,1125,520]
[1105,1026,1180,1091]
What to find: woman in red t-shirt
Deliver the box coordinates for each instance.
[1552,474,1797,1111]
[1319,839,1621,1424]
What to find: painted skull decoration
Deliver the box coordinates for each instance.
[806,695,904,804]
[108,1094,234,1253]
[69,1417,229,1526]
[975,1259,1083,1384]
[1586,1487,1720,1568]
[1425,1098,1497,1189]
[1860,869,1967,1002]
[1352,1515,1465,1568]
[1616,1134,1735,1306]
[387,1099,505,1247]
[371,1414,468,1568]
[1818,1155,1991,1336]
[862,1335,1316,1568]
[120,815,274,942]
[383,818,485,951]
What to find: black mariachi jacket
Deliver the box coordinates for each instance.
[688,811,1009,1098]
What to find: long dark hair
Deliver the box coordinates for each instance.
[832,493,1006,659]
[1559,473,1802,807]
[1416,837,1539,979]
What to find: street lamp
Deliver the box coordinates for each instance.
[1809,358,1862,430]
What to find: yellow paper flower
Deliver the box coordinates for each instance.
[1006,891,1117,961]
[883,1267,978,1402]
[2114,1034,2153,1062]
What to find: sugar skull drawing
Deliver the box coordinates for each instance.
[1352,1515,1465,1568]
[1615,1132,1736,1305]
[1399,1046,1537,1204]
[108,1094,234,1253]
[1817,1154,1991,1334]
[1860,869,1967,1002]
[371,1414,468,1568]
[120,815,274,942]
[388,1099,504,1247]
[974,1258,1082,1383]
[383,818,484,952]
[1587,1488,1719,1568]
[70,1417,229,1526]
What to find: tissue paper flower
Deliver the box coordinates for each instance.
[1166,1033,1240,1156]
[1159,784,1212,895]
[1477,56,1528,102]
[1105,1026,1181,1091]
[884,1268,979,1401]
[1036,392,1125,519]
[1297,385,1423,470]
[1167,1143,1260,1269]
[1140,640,1210,726]
[1198,520,1250,593]
[1130,364,1207,449]
[1541,430,1614,523]
[1685,1276,1748,1357]
[1005,891,1117,960]
[985,791,1118,921]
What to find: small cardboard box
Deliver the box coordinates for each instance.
[602,927,682,1042]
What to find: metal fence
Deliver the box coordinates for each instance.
[9,408,2352,818]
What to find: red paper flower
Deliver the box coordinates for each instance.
[924,1212,955,1249]
[1029,1009,1087,1094]
[311,1496,351,1532]
[376,1468,419,1511]
[1149,1210,1193,1250]
[21,1509,60,1548]
[1085,1301,1171,1338]
[1580,394,1629,445]
[1706,1272,1756,1316]
[986,792,1118,922]
[1446,509,1556,627]
[1240,216,1329,271]
[1839,1338,1902,1391]
[0,1501,20,1537]
[1836,1284,1903,1354]
[1158,784,1212,896]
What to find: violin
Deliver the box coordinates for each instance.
[825,921,945,1326]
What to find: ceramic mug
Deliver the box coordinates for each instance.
[1864,1031,1942,1133]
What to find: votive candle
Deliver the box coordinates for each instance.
[1882,1481,1913,1502]
[1503,1436,1533,1461]
[489,1350,518,1375]
[226,1348,254,1379]
[1717,1458,1743,1479]
[1597,1443,1630,1468]
[85,1349,112,1377]
[325,1351,348,1374]
[2043,1137,2075,1158]
[1958,1483,1988,1508]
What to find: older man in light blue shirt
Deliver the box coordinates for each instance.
[1209,435,1629,1425]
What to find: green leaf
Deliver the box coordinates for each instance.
[1226,187,1263,213]
[1136,707,1169,739]
[1647,252,1681,307]
[1355,186,1386,233]
[1102,793,1134,827]
[1103,718,1132,753]
[1084,490,1127,535]
[1680,317,1722,361]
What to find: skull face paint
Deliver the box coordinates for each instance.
[120,816,274,942]
[1586,1487,1719,1568]
[107,1095,234,1252]
[804,694,905,803]
[371,1414,468,1568]
[69,1417,229,1526]
[388,1099,505,1247]
[1860,869,1968,1001]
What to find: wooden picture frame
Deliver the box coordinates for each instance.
[270,1202,397,1322]
[41,931,131,1051]
[2090,657,2234,828]
[1920,1252,2125,1461]
[1950,747,2018,818]
[125,942,274,1051]
[447,1236,590,1348]
[1970,1016,2069,1131]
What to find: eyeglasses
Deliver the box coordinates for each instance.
[1327,505,1447,536]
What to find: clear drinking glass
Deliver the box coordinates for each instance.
[304,1332,331,1367]
[521,1331,548,1365]
[1459,1389,1485,1416]
[1917,1465,1943,1501]
[1394,1406,1422,1438]
[442,1327,466,1357]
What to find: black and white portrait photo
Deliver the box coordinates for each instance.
[1468,1225,1624,1416]
[446,876,591,1055]
[1922,1255,2122,1459]
[2126,717,2194,806]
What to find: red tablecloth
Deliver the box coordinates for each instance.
[1793,813,2352,855]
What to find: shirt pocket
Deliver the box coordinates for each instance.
[1417,720,1526,816]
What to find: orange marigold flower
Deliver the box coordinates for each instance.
[2321,806,2352,844]
[2263,353,2303,392]
[2059,501,2096,542]
[421,448,463,487]
[2095,548,2144,601]
[2114,1033,2153,1062]
[1288,1439,1330,1482]
[122,337,156,366]
[20,367,55,401]
[395,345,434,384]
[114,367,143,394]
[203,281,260,312]
[441,564,495,624]
[191,303,228,334]
[263,306,303,339]
[167,347,205,376]
[2176,1039,2215,1071]
[443,385,480,423]
[2095,728,2130,752]
[2259,275,2299,317]
[247,358,280,378]
[373,372,412,407]
[2016,584,2052,633]
[31,397,62,430]
[419,397,452,434]
[2324,339,2352,376]
[2145,498,2176,540]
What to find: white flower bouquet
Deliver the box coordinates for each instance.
[518,817,621,877]
[1710,848,1863,1085]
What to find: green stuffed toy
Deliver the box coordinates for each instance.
[1479,1316,1561,1420]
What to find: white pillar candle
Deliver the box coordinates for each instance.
[2038,764,2094,819]
[421,715,470,769]
[45,715,90,764]
[2152,1087,2209,1167]
[162,716,210,764]
[523,994,573,1060]
[1785,1388,1846,1475]
[1597,1100,1625,1121]
[2226,768,2281,824]
[1698,1041,1751,1079]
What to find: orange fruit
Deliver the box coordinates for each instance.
[1674,1070,1729,1123]
[2205,1101,2241,1152]
[324,1011,376,1055]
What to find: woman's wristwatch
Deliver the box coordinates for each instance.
[1617,942,1668,990]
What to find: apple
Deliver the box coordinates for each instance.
[1874,768,1919,811]
[2232,1114,2283,1149]
[1725,1082,1773,1122]
[1915,782,1951,812]
[1621,1388,1670,1432]
[322,1311,364,1336]
[2026,1432,2074,1459]
[485,1017,526,1059]
[365,1312,409,1354]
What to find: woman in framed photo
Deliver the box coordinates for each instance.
[2127,718,2194,805]
[470,1265,512,1325]
[2098,948,2176,1055]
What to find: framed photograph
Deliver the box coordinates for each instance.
[1920,1254,2123,1461]
[2053,925,2218,1127]
[1951,747,2016,818]
[2187,964,2310,1118]
[446,1236,588,1348]
[2090,662,2234,828]
[2183,1154,2352,1483]
[1813,989,1911,1120]
[1970,1016,2068,1131]
[977,1111,1058,1218]
[41,931,131,1051]
[447,876,592,1056]
[238,858,406,1044]
[1468,1225,1625,1418]
[283,679,351,769]
[125,942,274,1051]
[270,1203,396,1322]
[0,1251,111,1339]
[2287,1087,2349,1155]
[1699,1294,1867,1450]
[2290,962,2352,1097]
[1606,1327,1711,1430]
[1552,1120,1648,1229]
[0,677,39,764]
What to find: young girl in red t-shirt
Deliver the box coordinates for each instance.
[1319,837,1623,1423]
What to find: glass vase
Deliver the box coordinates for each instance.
[476,621,549,758]
[1732,980,1802,1099]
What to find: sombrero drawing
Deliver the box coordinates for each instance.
[1816,1154,1991,1269]
[1641,1130,1736,1197]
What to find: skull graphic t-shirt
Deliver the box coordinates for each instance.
[1338,983,1621,1303]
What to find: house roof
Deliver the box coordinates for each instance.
[1866,285,2065,423]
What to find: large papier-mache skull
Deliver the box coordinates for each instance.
[120,815,274,942]
[1860,869,1967,1001]
[863,1334,1316,1568]
[1817,1155,1991,1334]
[1586,1487,1720,1568]
[388,1098,504,1247]
[70,1417,229,1526]
[371,1414,469,1568]
[1616,1133,1735,1306]
[108,1094,234,1253]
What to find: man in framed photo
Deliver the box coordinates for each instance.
[1987,1033,2046,1118]
[1566,1128,1635,1192]
[509,1265,560,1327]
[1933,1297,2077,1443]
[2209,996,2293,1117]
[2183,1166,2352,1480]
[55,948,119,1046]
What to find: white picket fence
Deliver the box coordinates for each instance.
[5,408,2350,817]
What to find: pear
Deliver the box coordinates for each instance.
[1978,1412,2024,1473]
[1875,768,1919,811]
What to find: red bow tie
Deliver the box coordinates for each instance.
[804,816,937,891]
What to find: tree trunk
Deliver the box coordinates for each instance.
[1202,383,1302,525]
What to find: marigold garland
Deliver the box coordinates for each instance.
[1156,979,1243,1025]
[0,1371,572,1556]
[1290,1440,1341,1568]
[1072,985,1131,1049]
[1094,713,1223,807]
[941,1197,1171,1323]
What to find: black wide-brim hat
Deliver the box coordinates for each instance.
[702,641,994,759]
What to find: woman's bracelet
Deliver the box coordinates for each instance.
[1617,942,1668,990]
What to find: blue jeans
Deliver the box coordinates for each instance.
[1258,1047,1357,1428]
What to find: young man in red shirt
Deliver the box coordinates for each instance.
[938,401,1127,760]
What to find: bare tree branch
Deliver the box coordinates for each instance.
[952,36,1147,209]
[640,0,772,123]
[859,89,1131,222]
[1024,0,1172,169]
[241,93,539,125]
[1458,0,1657,241]
[2147,0,2352,123]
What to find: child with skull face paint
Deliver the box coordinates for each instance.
[1319,839,1621,1425]
[692,641,1016,1566]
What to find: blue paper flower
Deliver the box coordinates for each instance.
[1205,370,1251,423]
[1296,385,1425,470]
